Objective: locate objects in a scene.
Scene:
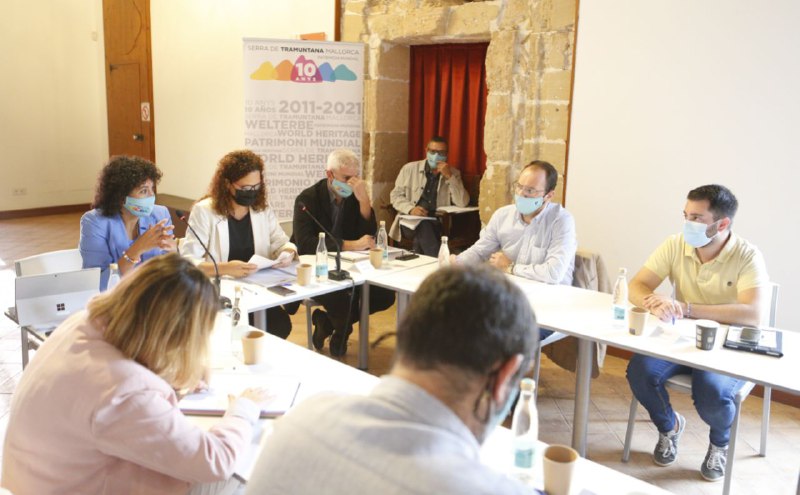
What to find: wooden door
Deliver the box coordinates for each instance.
[103,0,155,160]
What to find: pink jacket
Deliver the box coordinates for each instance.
[2,312,259,495]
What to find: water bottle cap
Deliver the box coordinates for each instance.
[520,378,536,392]
[441,236,448,242]
[618,267,627,274]
[380,220,385,226]
[109,263,118,270]
[319,232,325,238]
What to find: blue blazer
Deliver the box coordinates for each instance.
[79,206,172,290]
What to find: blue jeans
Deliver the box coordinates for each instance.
[540,328,554,340]
[626,354,745,447]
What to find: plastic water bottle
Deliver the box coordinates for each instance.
[316,232,328,281]
[612,267,628,327]
[107,263,121,291]
[376,220,389,262]
[438,236,450,267]
[512,378,538,480]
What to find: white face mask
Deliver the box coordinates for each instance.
[683,220,719,248]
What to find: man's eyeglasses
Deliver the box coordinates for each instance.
[513,183,545,196]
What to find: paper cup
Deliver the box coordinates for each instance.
[241,329,267,364]
[370,248,384,269]
[628,306,649,336]
[695,319,719,351]
[296,263,313,286]
[543,444,579,495]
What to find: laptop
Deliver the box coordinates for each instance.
[15,268,101,329]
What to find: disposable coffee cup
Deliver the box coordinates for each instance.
[296,263,313,286]
[695,319,719,351]
[543,444,579,495]
[241,329,267,364]
[628,306,648,336]
[369,248,384,269]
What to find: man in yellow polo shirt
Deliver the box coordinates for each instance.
[626,184,769,482]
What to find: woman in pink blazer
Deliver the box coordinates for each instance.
[2,254,266,494]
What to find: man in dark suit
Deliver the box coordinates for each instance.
[292,149,395,357]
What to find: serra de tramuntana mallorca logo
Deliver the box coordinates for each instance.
[251,56,357,83]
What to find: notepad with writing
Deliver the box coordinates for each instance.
[179,373,301,418]
[724,327,783,358]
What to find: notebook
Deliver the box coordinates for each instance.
[179,373,301,418]
[723,326,783,358]
[15,268,100,328]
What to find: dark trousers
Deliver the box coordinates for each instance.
[401,221,442,256]
[313,286,395,335]
[249,306,293,339]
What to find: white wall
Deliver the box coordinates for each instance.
[567,1,800,329]
[0,0,108,212]
[150,0,335,201]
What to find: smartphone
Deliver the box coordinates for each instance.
[396,253,419,261]
[739,326,761,344]
[267,284,296,296]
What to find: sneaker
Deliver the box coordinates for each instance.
[311,309,332,350]
[700,443,728,482]
[653,412,686,466]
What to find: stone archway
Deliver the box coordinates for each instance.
[342,0,577,225]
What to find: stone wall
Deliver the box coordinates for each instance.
[342,0,577,225]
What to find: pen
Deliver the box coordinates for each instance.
[671,283,676,326]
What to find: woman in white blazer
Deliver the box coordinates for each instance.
[184,150,297,338]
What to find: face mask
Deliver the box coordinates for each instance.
[426,152,446,169]
[123,195,155,218]
[683,220,718,248]
[331,179,353,198]
[479,383,521,444]
[233,188,259,207]
[514,194,543,215]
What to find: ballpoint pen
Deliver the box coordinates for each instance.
[671,283,676,325]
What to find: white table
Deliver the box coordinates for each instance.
[221,255,438,370]
[360,265,800,459]
[194,314,672,494]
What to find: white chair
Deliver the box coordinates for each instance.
[13,249,87,368]
[532,331,568,399]
[14,248,83,276]
[622,283,779,495]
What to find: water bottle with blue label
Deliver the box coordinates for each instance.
[612,267,628,327]
[316,232,328,281]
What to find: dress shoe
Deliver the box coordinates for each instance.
[311,309,332,350]
[329,325,352,357]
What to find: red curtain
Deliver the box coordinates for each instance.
[408,43,488,177]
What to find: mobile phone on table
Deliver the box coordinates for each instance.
[739,326,761,344]
[267,284,296,296]
[396,252,419,261]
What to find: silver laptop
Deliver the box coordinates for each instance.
[15,268,101,328]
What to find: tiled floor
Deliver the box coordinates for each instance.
[1,213,799,493]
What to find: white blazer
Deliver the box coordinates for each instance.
[183,198,296,263]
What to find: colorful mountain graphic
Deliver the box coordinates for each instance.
[250,56,357,83]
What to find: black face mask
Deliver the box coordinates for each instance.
[233,188,258,207]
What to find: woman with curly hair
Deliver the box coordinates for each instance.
[185,149,297,338]
[80,155,176,289]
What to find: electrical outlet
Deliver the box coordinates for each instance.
[12,188,27,196]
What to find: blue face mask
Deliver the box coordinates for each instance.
[683,220,718,248]
[123,195,156,218]
[426,152,447,169]
[514,194,543,215]
[479,381,521,443]
[331,179,353,198]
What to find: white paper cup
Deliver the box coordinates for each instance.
[241,329,267,364]
[628,306,649,336]
[296,263,313,286]
[543,444,579,495]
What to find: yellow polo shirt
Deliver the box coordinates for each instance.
[644,232,769,305]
